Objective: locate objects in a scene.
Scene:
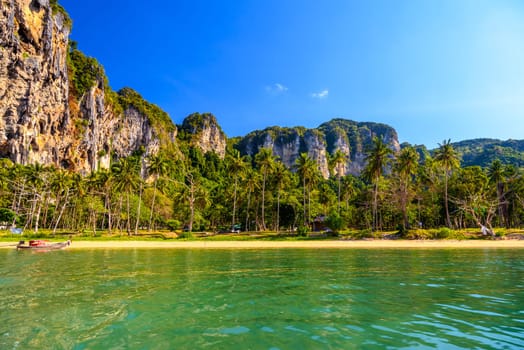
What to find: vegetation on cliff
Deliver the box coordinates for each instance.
[67,42,104,98]
[49,0,72,28]
[451,139,524,168]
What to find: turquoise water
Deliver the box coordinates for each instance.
[1,248,523,349]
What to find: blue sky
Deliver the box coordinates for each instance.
[60,0,524,148]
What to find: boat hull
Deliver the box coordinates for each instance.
[16,240,71,251]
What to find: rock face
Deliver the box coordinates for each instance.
[236,119,401,178]
[0,0,71,166]
[0,0,177,173]
[180,113,227,158]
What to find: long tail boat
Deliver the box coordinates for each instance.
[16,240,71,251]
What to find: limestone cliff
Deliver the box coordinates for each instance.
[319,119,400,176]
[0,0,178,173]
[179,113,226,158]
[235,119,401,178]
[0,0,71,166]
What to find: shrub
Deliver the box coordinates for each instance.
[165,219,180,231]
[297,226,308,237]
[405,229,433,240]
[325,212,344,233]
[348,229,374,239]
[435,227,453,239]
[178,231,193,239]
[396,224,407,237]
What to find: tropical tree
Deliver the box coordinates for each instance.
[50,169,73,233]
[112,158,141,235]
[329,150,347,213]
[25,163,50,232]
[295,153,320,227]
[394,146,419,229]
[451,166,496,232]
[243,169,260,232]
[255,148,276,230]
[147,153,171,231]
[227,150,248,231]
[272,161,291,231]
[363,136,393,231]
[434,139,460,228]
[487,159,506,227]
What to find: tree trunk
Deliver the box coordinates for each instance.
[148,178,158,231]
[372,180,378,231]
[134,182,143,235]
[302,177,307,226]
[106,192,112,233]
[261,169,267,230]
[276,189,281,233]
[232,177,238,231]
[53,189,70,234]
[34,195,42,233]
[444,173,451,228]
[245,188,251,232]
[337,175,341,214]
[126,193,131,235]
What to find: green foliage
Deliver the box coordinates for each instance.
[405,228,466,240]
[0,208,16,223]
[346,229,374,239]
[67,46,104,97]
[442,139,524,168]
[178,231,194,239]
[325,212,344,232]
[296,226,309,237]
[180,113,223,135]
[165,219,180,231]
[435,227,453,239]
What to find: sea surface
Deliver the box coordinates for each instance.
[1,248,523,349]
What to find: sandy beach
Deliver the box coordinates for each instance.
[2,239,523,249]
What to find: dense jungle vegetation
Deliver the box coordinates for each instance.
[1,137,524,238]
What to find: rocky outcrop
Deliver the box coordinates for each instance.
[319,119,400,176]
[235,119,401,178]
[0,0,178,173]
[0,0,71,166]
[180,113,226,158]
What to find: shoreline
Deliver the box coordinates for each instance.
[2,240,524,249]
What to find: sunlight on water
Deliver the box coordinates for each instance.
[1,248,523,349]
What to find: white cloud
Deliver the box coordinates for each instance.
[311,89,329,99]
[266,83,288,94]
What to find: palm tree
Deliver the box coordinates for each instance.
[147,153,171,231]
[295,153,320,227]
[272,162,290,232]
[112,158,141,235]
[329,150,347,213]
[94,169,114,232]
[50,169,73,233]
[363,136,393,231]
[243,170,260,232]
[434,139,460,228]
[227,150,248,232]
[394,146,419,229]
[255,148,276,230]
[24,163,50,232]
[173,170,210,232]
